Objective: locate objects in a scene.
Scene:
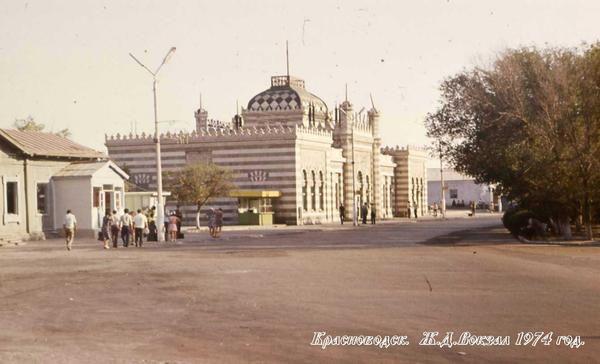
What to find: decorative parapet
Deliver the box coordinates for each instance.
[333,108,373,134]
[105,123,336,146]
[381,144,428,155]
[351,112,372,133]
[295,124,333,139]
[205,118,232,129]
[271,75,305,89]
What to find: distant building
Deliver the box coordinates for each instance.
[106,74,429,225]
[427,168,501,210]
[0,129,127,241]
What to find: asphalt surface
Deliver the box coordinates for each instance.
[0,215,598,363]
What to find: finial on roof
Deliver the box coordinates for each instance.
[370,93,377,113]
[345,83,348,102]
[286,40,290,81]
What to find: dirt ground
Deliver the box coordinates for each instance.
[0,216,599,363]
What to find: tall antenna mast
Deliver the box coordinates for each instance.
[199,92,202,111]
[286,40,290,82]
[236,99,239,115]
[345,83,348,102]
[370,93,377,112]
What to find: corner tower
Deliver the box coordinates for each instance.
[337,99,356,221]
[369,107,383,218]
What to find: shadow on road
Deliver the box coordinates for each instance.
[420,225,517,246]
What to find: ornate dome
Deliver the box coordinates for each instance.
[247,76,328,114]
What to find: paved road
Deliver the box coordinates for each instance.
[182,214,505,251]
[0,215,598,363]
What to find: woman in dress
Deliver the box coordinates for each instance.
[206,208,216,238]
[101,209,112,249]
[167,211,179,242]
[214,208,223,237]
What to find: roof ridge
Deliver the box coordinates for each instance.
[0,128,106,159]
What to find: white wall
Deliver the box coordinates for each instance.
[428,180,493,207]
[52,177,92,232]
[0,141,70,239]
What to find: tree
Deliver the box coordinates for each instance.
[13,116,72,139]
[164,163,235,228]
[55,128,72,138]
[14,116,45,132]
[425,45,600,239]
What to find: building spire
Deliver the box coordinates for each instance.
[199,92,202,111]
[286,40,290,82]
[345,83,348,102]
[370,93,377,113]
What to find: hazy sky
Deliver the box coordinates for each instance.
[2,0,600,154]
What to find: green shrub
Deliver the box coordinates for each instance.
[503,208,536,237]
[502,207,517,230]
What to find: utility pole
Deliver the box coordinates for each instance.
[439,143,446,219]
[351,121,357,226]
[129,47,176,242]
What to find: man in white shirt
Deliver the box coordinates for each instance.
[120,208,133,247]
[63,209,77,251]
[109,210,121,248]
[133,209,148,247]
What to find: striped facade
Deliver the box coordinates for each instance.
[105,75,428,225]
[382,146,429,218]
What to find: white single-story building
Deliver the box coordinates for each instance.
[0,128,128,242]
[51,161,129,237]
[427,168,501,211]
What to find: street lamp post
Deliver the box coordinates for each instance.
[439,144,446,219]
[351,123,357,226]
[129,47,176,243]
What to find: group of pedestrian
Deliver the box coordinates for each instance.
[100,208,153,249]
[338,203,376,225]
[62,206,182,251]
[206,208,223,238]
[361,203,376,224]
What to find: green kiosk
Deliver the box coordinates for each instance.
[231,190,281,225]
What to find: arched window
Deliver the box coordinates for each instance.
[319,171,324,211]
[411,177,415,206]
[383,176,388,211]
[389,177,395,215]
[335,181,339,210]
[302,170,308,211]
[330,172,334,215]
[366,175,370,206]
[311,171,316,211]
[337,173,342,208]
[357,171,364,207]
[420,177,425,215]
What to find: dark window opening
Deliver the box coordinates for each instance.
[6,181,18,214]
[93,187,101,208]
[37,183,48,214]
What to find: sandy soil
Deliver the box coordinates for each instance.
[0,216,598,363]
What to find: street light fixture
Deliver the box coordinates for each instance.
[129,47,176,243]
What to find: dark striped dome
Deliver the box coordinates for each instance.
[247,76,328,113]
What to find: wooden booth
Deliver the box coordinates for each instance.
[231,190,281,225]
